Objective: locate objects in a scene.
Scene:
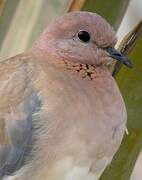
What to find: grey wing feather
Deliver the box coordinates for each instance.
[0,91,41,178]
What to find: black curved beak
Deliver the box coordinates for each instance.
[105,47,132,68]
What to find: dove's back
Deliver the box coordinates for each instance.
[0,54,42,179]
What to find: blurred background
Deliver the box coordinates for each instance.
[0,0,141,179]
[119,2,142,180]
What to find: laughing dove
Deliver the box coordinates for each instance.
[0,11,132,180]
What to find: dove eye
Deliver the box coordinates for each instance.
[77,30,90,43]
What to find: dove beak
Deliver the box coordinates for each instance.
[105,47,132,68]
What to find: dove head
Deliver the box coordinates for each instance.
[32,11,132,68]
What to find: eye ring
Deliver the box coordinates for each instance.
[77,30,91,43]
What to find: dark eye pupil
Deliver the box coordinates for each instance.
[77,30,90,43]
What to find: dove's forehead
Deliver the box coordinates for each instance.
[47,11,117,46]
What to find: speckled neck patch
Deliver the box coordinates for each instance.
[63,60,96,80]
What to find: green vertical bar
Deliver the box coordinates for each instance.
[0,0,20,48]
